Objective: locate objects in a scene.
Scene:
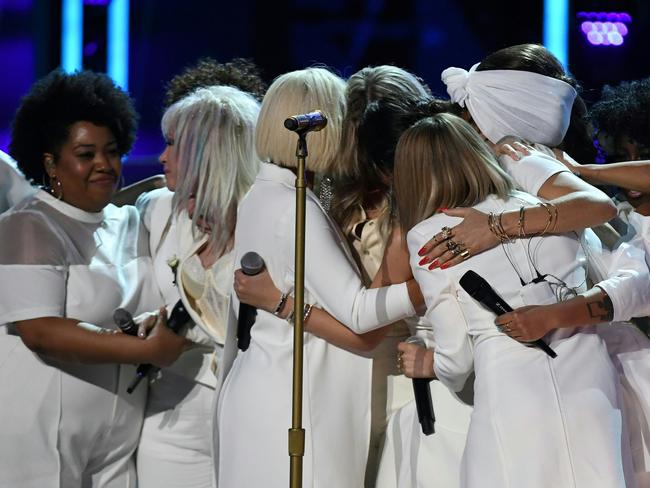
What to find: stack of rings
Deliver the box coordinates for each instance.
[446,239,471,261]
[397,351,404,373]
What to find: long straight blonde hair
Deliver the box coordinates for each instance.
[394,113,514,232]
[162,85,261,255]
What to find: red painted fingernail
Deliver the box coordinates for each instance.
[440,263,450,269]
[418,256,430,266]
[428,260,439,270]
[440,208,448,212]
[418,247,427,256]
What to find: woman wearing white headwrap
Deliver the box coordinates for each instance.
[408,43,650,485]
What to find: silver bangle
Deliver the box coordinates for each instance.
[273,292,289,316]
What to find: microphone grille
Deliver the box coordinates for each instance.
[113,308,132,327]
[241,251,265,276]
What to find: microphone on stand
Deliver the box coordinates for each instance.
[459,270,557,358]
[406,335,436,435]
[237,252,265,351]
[113,308,139,336]
[126,299,192,394]
[284,110,328,133]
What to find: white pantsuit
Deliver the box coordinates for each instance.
[407,191,632,488]
[0,191,162,488]
[215,163,415,488]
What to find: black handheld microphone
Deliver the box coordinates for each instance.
[126,299,192,394]
[459,270,557,358]
[406,335,436,435]
[113,308,138,336]
[237,252,266,351]
[284,110,328,133]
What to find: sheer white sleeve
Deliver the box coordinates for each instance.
[0,211,68,323]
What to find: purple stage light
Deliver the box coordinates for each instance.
[578,12,631,46]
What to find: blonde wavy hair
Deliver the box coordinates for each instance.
[394,113,514,232]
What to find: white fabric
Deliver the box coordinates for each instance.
[441,64,577,146]
[408,191,632,488]
[215,163,415,488]
[0,190,162,488]
[135,188,227,488]
[0,149,36,213]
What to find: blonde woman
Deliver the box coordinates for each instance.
[216,67,422,488]
[135,85,261,488]
[394,113,631,487]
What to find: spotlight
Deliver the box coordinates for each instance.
[577,11,631,46]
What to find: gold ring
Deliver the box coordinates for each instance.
[446,240,458,251]
[440,226,453,240]
[460,249,470,260]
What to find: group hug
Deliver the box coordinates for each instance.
[1,43,650,488]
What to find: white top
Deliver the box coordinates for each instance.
[0,190,161,326]
[0,150,36,214]
[136,188,228,387]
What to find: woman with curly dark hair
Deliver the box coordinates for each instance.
[0,70,186,488]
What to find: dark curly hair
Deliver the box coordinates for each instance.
[476,43,597,164]
[590,77,650,150]
[164,57,267,106]
[10,69,138,184]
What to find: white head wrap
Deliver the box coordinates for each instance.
[441,63,577,147]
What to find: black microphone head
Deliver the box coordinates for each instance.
[241,251,265,276]
[459,270,488,299]
[113,308,137,335]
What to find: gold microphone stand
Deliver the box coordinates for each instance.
[289,131,307,488]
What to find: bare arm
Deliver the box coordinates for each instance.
[15,309,186,367]
[494,287,614,343]
[560,155,650,193]
[419,168,616,269]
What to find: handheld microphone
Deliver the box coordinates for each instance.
[459,270,557,358]
[113,308,138,336]
[126,299,192,394]
[406,335,436,435]
[237,252,266,351]
[284,110,328,133]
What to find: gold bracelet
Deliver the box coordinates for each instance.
[303,303,314,323]
[518,206,527,238]
[537,202,554,236]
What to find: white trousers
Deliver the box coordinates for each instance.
[136,368,216,488]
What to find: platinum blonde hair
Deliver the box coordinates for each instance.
[162,85,261,254]
[255,67,346,174]
[394,113,514,232]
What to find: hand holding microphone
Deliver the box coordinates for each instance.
[237,252,265,351]
[459,270,557,358]
[397,336,435,435]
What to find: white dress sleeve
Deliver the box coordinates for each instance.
[0,150,37,213]
[299,198,415,333]
[584,225,650,320]
[0,211,68,323]
[407,226,474,392]
[498,149,569,196]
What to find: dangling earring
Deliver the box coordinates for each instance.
[50,175,63,200]
[318,175,334,214]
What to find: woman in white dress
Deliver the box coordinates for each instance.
[216,67,422,488]
[135,85,261,488]
[394,112,631,487]
[0,70,186,488]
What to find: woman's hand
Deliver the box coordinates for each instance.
[417,208,499,269]
[234,268,283,313]
[145,307,190,367]
[495,305,555,343]
[494,139,533,161]
[551,148,582,175]
[397,341,434,379]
